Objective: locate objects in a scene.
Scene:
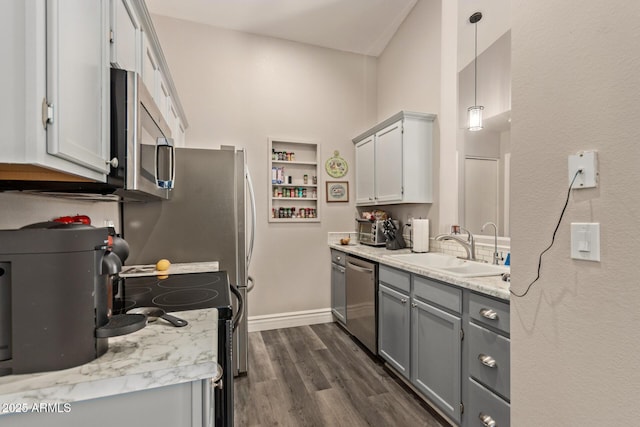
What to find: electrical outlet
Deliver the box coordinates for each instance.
[568,151,598,189]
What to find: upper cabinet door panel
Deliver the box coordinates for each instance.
[47,0,109,174]
[355,136,375,204]
[110,0,140,72]
[374,120,403,203]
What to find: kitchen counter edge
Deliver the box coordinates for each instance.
[329,244,510,301]
[0,309,219,407]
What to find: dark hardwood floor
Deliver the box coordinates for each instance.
[234,322,448,426]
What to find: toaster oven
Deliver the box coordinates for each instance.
[356,219,387,246]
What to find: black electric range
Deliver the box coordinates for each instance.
[113,270,235,427]
[114,271,233,320]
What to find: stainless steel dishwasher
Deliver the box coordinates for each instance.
[345,255,378,354]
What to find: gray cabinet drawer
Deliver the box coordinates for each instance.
[379,264,410,294]
[413,275,461,314]
[469,292,510,334]
[467,378,510,427]
[468,323,510,400]
[331,249,346,266]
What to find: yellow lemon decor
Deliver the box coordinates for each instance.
[155,259,171,272]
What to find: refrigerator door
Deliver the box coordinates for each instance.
[122,146,250,374]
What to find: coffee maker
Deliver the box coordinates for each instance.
[0,224,145,376]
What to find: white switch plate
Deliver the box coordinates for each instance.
[568,151,598,189]
[571,223,600,261]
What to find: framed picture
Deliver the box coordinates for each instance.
[326,181,349,203]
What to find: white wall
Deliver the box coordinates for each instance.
[150,15,376,317]
[375,0,459,236]
[511,0,640,424]
[0,193,119,231]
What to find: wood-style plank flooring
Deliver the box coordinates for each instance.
[234,322,448,426]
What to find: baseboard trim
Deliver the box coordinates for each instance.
[247,308,333,332]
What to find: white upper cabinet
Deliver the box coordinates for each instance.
[0,0,110,181]
[354,135,375,204]
[141,32,159,101]
[47,0,110,175]
[109,0,140,73]
[353,111,436,206]
[374,121,404,203]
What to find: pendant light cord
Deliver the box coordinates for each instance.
[474,20,478,106]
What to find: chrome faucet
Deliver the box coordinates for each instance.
[481,222,500,265]
[435,225,477,261]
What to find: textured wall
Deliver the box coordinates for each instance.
[511,0,640,424]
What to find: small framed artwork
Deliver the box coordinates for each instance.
[326,181,349,203]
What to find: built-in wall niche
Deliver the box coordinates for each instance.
[268,138,320,223]
[457,1,511,238]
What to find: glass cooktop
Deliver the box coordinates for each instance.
[114,271,232,320]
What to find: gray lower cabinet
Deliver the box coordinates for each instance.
[330,249,346,324]
[377,265,462,424]
[0,380,210,427]
[376,264,511,427]
[412,297,462,424]
[378,283,410,379]
[465,292,510,427]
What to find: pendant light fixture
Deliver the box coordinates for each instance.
[468,11,483,131]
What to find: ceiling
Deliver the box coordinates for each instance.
[146,0,418,57]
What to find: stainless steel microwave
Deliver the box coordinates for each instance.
[109,69,175,200]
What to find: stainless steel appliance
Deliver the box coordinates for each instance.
[345,255,378,354]
[114,271,239,427]
[109,68,175,200]
[357,219,388,246]
[122,146,256,376]
[0,226,145,376]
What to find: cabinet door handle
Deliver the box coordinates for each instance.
[411,302,417,308]
[479,412,497,427]
[478,354,497,368]
[400,298,407,304]
[336,256,341,261]
[480,308,498,320]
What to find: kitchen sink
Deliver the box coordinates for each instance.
[388,252,509,278]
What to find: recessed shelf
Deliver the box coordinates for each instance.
[269,138,320,223]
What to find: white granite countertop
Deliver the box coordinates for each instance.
[0,309,219,407]
[329,243,510,301]
[120,261,219,277]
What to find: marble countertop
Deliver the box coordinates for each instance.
[0,309,219,407]
[120,261,219,277]
[329,243,510,301]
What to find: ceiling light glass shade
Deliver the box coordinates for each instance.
[468,105,484,131]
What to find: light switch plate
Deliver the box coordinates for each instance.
[568,151,598,189]
[571,223,600,261]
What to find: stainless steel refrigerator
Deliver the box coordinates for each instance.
[122,146,256,376]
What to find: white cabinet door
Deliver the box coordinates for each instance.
[374,120,403,203]
[46,0,109,174]
[355,135,375,204]
[110,0,140,72]
[142,33,159,99]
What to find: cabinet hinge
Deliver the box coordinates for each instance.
[41,98,53,129]
[460,402,464,414]
[460,328,464,341]
[109,29,114,44]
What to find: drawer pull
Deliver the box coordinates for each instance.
[400,298,407,304]
[479,413,496,427]
[480,308,498,320]
[478,354,497,368]
[336,256,341,261]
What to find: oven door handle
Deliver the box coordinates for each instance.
[230,284,243,332]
